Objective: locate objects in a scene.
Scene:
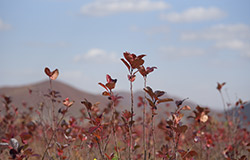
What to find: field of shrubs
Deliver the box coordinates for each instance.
[0,52,249,160]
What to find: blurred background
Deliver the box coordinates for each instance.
[0,0,249,111]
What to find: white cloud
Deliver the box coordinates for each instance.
[26,41,71,48]
[215,40,245,50]
[129,25,170,35]
[0,18,11,31]
[181,24,250,41]
[160,7,226,22]
[181,24,250,58]
[159,46,205,58]
[215,40,250,58]
[80,0,170,16]
[74,48,119,63]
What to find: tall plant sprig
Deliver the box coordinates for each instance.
[99,74,122,159]
[44,67,59,129]
[121,52,145,159]
[138,65,157,160]
[42,67,75,159]
[216,82,232,144]
[42,67,59,158]
[144,86,173,160]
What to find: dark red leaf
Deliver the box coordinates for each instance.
[216,82,226,92]
[138,65,147,77]
[105,153,112,160]
[81,99,92,110]
[128,75,136,82]
[156,98,173,105]
[98,82,109,91]
[154,90,165,98]
[106,82,116,90]
[121,58,130,71]
[144,86,154,100]
[175,98,188,107]
[131,58,144,69]
[146,97,156,109]
[146,66,157,74]
[44,67,51,76]
[102,91,110,96]
[20,132,32,141]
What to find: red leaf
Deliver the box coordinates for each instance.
[146,97,156,109]
[216,82,226,92]
[57,148,64,156]
[123,52,134,66]
[44,67,51,76]
[44,67,59,80]
[121,58,130,71]
[128,74,136,82]
[98,82,109,91]
[154,90,165,98]
[50,69,59,80]
[20,132,32,141]
[106,82,116,90]
[63,97,74,107]
[131,58,144,69]
[105,153,112,160]
[157,98,173,105]
[102,91,110,96]
[179,125,188,133]
[144,86,154,100]
[81,99,92,110]
[137,54,146,59]
[186,150,198,158]
[146,66,157,74]
[181,105,191,110]
[122,110,133,121]
[175,98,188,107]
[138,65,147,77]
[106,74,112,83]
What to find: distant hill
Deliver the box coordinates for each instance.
[244,102,250,122]
[0,80,108,117]
[226,102,250,122]
[0,80,217,122]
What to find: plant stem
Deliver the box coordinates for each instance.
[129,78,134,160]
[86,107,105,159]
[151,114,156,160]
[111,91,121,159]
[49,79,56,130]
[41,113,65,160]
[143,76,147,160]
[219,91,232,145]
[96,137,105,160]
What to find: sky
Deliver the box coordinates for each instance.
[0,0,250,111]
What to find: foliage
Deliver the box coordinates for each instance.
[0,54,249,160]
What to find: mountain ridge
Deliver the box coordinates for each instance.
[1,80,249,123]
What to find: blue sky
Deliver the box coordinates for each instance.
[1,0,250,110]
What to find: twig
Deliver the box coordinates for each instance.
[151,114,156,160]
[143,76,147,160]
[128,76,134,160]
[96,137,105,159]
[41,113,65,160]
